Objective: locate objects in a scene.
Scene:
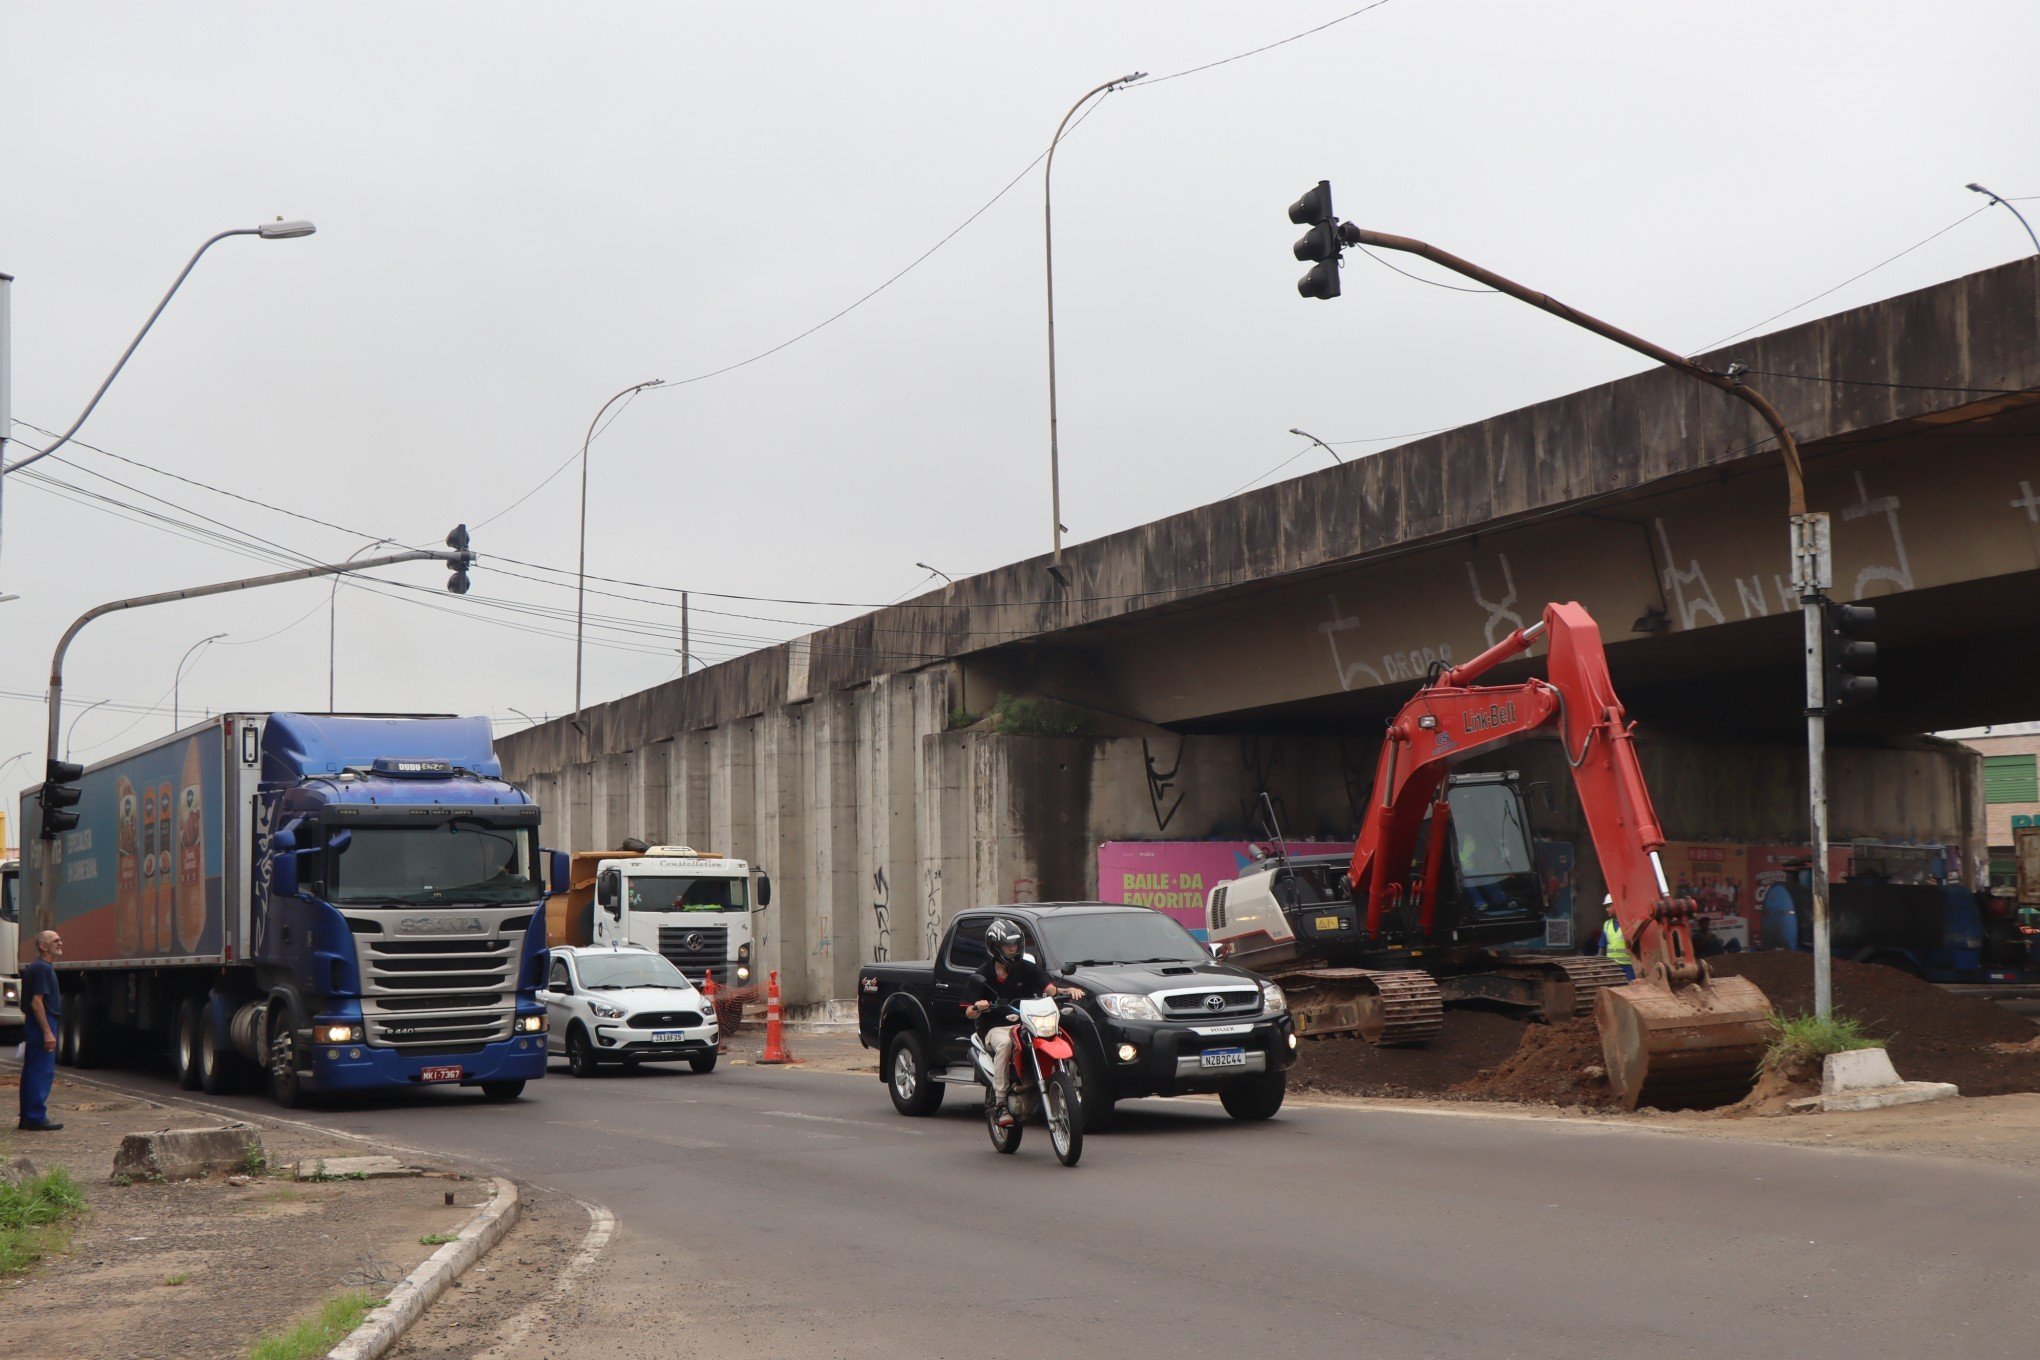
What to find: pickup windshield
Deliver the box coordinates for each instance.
[328,822,539,904]
[1038,911,1206,967]
[627,876,748,912]
[577,953,691,990]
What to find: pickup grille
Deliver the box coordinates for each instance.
[625,1010,704,1029]
[656,925,729,986]
[1157,987,1262,1018]
[347,913,526,1051]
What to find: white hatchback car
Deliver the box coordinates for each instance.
[542,944,719,1077]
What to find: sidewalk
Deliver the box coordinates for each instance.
[0,1065,488,1360]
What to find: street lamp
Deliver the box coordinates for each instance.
[64,699,109,761]
[507,707,545,729]
[575,379,664,719]
[0,750,31,783]
[1966,183,2040,255]
[1044,72,1144,584]
[172,632,227,729]
[1288,428,1343,466]
[331,538,398,709]
[0,218,317,593]
[914,561,954,584]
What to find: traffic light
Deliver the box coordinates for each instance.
[1290,179,1342,300]
[445,523,473,596]
[1823,600,1878,710]
[39,758,83,839]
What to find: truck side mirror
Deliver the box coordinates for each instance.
[755,871,772,910]
[598,870,621,917]
[327,829,352,854]
[547,850,571,896]
[271,823,302,898]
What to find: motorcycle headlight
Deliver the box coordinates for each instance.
[1096,993,1163,1021]
[588,999,625,1020]
[1259,981,1288,1015]
[1024,1009,1061,1039]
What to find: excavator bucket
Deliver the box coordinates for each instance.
[1594,974,1773,1111]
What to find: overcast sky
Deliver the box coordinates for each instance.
[3,0,2036,826]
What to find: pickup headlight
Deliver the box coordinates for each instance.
[1259,981,1288,1014]
[518,1014,548,1033]
[587,999,625,1020]
[1096,993,1163,1021]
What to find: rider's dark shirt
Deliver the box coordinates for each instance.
[965,956,1052,1035]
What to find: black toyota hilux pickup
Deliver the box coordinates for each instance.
[859,902,1297,1128]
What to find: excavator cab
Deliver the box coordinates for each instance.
[1409,774,1550,945]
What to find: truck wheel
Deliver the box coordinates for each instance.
[55,1008,78,1068]
[173,999,204,1090]
[199,1013,243,1095]
[1071,1038,1117,1132]
[269,1021,307,1108]
[1219,1069,1287,1122]
[480,1080,525,1101]
[70,1006,103,1070]
[688,1053,717,1074]
[884,1031,944,1117]
[566,1024,602,1078]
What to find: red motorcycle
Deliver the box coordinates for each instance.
[969,997,1083,1166]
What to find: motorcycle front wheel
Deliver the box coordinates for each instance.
[985,1092,1023,1155]
[1044,1069,1083,1167]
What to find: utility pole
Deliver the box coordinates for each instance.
[1287,191,1852,1016]
[680,591,690,677]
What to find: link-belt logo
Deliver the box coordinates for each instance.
[1463,701,1518,733]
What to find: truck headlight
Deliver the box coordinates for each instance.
[588,999,625,1020]
[316,1024,363,1044]
[735,965,751,982]
[738,943,752,963]
[518,1014,548,1033]
[1096,993,1163,1021]
[1259,981,1288,1014]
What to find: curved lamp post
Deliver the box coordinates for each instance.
[1288,428,1343,466]
[64,699,109,761]
[574,379,664,718]
[330,538,398,709]
[172,632,227,729]
[1966,183,2040,255]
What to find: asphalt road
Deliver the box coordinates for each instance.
[75,1052,2039,1359]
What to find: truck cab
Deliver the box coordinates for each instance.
[0,860,20,1037]
[572,847,771,989]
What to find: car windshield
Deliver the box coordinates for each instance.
[1037,911,1207,966]
[627,874,748,912]
[575,952,691,990]
[328,822,539,904]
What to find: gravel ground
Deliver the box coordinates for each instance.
[0,1066,485,1360]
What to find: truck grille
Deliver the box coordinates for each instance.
[349,917,524,1051]
[1157,987,1262,1018]
[625,1010,705,1029]
[656,925,729,986]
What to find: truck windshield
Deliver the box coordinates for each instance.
[0,873,14,925]
[627,876,748,912]
[577,952,691,990]
[1038,911,1207,966]
[329,822,539,904]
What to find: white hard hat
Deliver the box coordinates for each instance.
[1602,893,1613,906]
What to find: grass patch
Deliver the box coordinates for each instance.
[163,1272,189,1286]
[1764,1011,1886,1072]
[301,1160,368,1183]
[240,1146,270,1177]
[946,708,980,731]
[419,1232,459,1246]
[245,1290,376,1360]
[985,693,1088,737]
[0,1167,88,1275]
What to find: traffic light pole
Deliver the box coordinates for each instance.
[1332,224,1836,1016]
[41,543,473,817]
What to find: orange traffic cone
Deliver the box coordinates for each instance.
[758,969,794,1065]
[702,972,727,1053]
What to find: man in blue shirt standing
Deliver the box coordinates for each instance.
[19,930,63,1132]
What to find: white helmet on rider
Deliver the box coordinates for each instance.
[985,917,1024,966]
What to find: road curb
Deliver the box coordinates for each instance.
[325,1175,521,1360]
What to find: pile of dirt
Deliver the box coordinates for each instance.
[1711,953,2040,1097]
[1289,1008,1524,1098]
[1448,1014,1619,1108]
[1721,1053,1822,1117]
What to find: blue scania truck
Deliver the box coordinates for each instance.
[20,713,549,1105]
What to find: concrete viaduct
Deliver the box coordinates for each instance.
[500,256,2040,1011]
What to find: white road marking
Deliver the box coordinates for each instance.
[759,1108,925,1134]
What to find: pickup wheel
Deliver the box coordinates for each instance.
[1219,1068,1287,1122]
[566,1024,602,1078]
[884,1031,944,1117]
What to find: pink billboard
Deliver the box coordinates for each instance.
[1097,841,1353,936]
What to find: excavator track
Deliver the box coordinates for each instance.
[1541,956,1633,1017]
[1282,967,1444,1046]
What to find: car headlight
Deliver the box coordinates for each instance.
[1096,993,1163,1021]
[518,1014,548,1033]
[1259,981,1288,1014]
[587,999,625,1020]
[316,1024,363,1044]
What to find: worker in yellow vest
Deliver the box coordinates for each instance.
[1599,894,1635,980]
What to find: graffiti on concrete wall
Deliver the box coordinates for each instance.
[2013,479,2040,525]
[1143,736,1187,833]
[1239,735,1289,840]
[1840,470,1913,598]
[923,864,943,959]
[1653,517,1725,631]
[871,866,891,963]
[1465,553,1526,647]
[1319,592,1454,689]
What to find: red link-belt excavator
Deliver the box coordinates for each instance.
[1205,602,1773,1110]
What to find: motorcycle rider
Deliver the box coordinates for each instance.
[964,918,1085,1127]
